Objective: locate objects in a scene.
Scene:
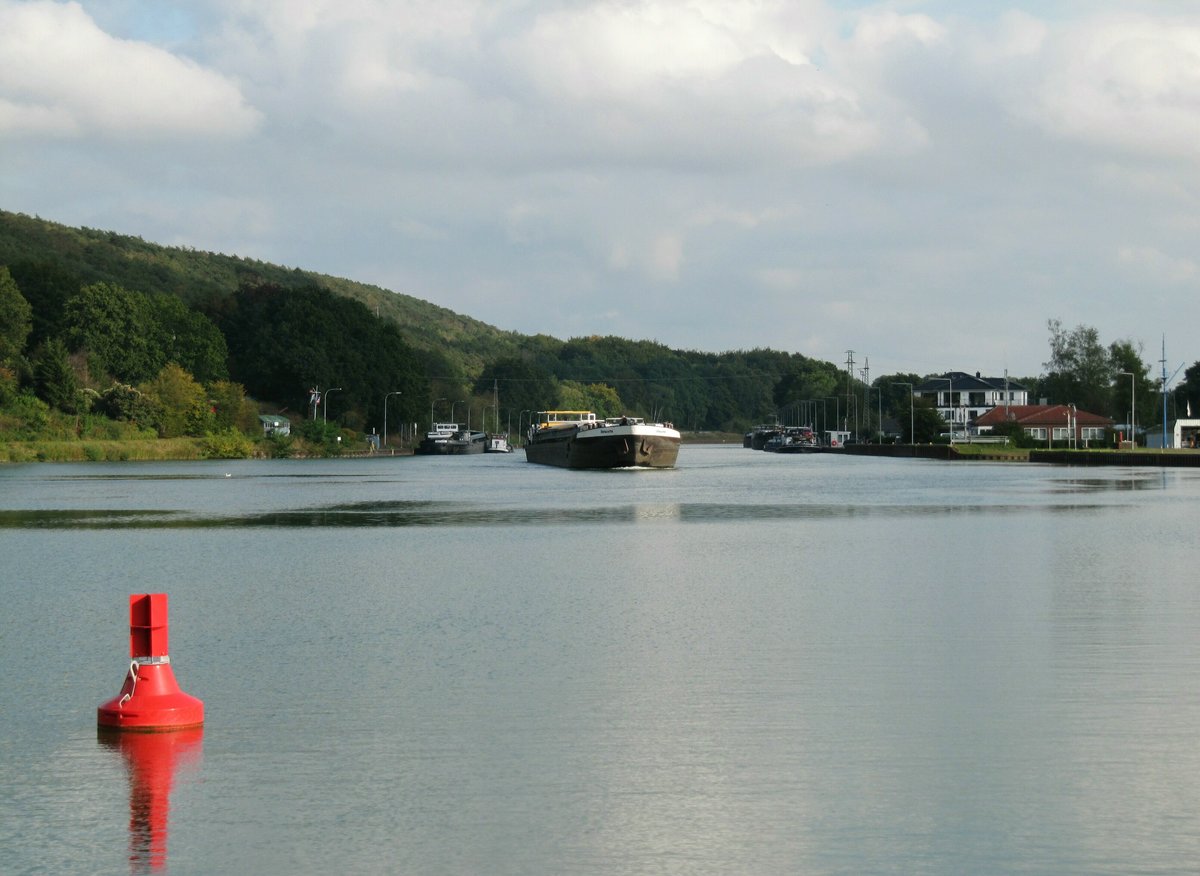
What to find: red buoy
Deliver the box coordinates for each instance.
[98,594,204,732]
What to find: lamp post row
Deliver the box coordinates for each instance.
[1118,371,1134,448]
[384,391,402,449]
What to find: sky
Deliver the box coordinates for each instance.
[2,0,1198,380]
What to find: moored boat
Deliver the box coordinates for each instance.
[524,411,681,469]
[446,428,486,454]
[485,434,512,453]
[773,427,820,453]
[415,422,459,455]
[749,425,781,450]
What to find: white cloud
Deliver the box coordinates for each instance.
[848,9,946,55]
[756,267,805,292]
[649,232,684,281]
[605,229,684,282]
[1025,14,1200,160]
[6,2,1200,375]
[973,10,1047,63]
[506,2,751,100]
[492,1,880,167]
[1117,245,1198,285]
[0,0,260,139]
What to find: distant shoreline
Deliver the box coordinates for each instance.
[7,434,1198,466]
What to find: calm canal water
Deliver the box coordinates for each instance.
[2,446,1199,875]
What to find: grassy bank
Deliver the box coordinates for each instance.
[2,438,208,463]
[681,431,744,444]
[0,434,371,462]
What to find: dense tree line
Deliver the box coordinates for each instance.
[216,281,427,430]
[0,265,431,444]
[5,206,1198,447]
[1031,318,1190,432]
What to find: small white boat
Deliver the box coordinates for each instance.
[485,434,512,453]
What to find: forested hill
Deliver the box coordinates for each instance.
[0,209,861,434]
[0,209,523,377]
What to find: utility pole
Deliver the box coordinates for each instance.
[845,350,855,431]
[862,357,870,441]
[1159,336,1185,448]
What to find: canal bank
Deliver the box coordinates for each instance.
[834,443,1200,466]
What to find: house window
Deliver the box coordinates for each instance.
[1025,427,1047,440]
[1052,427,1070,440]
[1081,427,1105,441]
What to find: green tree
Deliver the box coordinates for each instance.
[989,419,1037,448]
[147,293,229,383]
[909,396,945,443]
[5,260,80,347]
[0,366,18,406]
[218,281,426,429]
[557,381,623,417]
[140,364,211,437]
[31,338,79,412]
[207,380,258,433]
[773,357,842,410]
[1042,319,1111,413]
[0,266,32,365]
[64,282,159,382]
[97,383,164,433]
[1108,339,1150,429]
[474,355,558,423]
[1176,361,1200,420]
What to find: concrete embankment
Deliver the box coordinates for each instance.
[837,444,958,460]
[829,443,1200,466]
[1029,449,1200,467]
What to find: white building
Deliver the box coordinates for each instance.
[913,372,1029,435]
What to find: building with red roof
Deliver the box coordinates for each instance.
[974,404,1113,447]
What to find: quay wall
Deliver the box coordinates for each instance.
[837,444,957,461]
[826,444,1200,466]
[1028,449,1200,467]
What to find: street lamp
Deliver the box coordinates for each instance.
[1118,371,1135,448]
[823,397,838,445]
[383,391,402,449]
[430,397,445,431]
[896,383,914,444]
[946,375,954,444]
[323,387,342,423]
[451,399,464,426]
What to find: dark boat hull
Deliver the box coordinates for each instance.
[416,431,486,455]
[525,428,680,469]
[414,440,451,455]
[775,443,820,453]
[447,432,486,454]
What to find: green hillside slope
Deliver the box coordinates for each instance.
[0,209,521,377]
[1,209,890,436]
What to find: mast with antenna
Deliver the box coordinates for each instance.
[1159,336,1185,447]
